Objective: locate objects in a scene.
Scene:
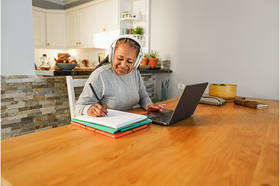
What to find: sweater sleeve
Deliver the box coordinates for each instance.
[73,72,105,117]
[137,71,153,110]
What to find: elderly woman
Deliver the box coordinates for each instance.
[74,35,166,117]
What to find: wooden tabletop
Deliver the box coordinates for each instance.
[1,97,279,186]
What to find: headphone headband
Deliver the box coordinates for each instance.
[108,35,143,69]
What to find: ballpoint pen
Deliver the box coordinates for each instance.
[89,83,107,116]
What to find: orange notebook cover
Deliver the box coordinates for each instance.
[71,121,152,139]
[71,121,86,128]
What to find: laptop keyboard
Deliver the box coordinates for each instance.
[150,111,174,123]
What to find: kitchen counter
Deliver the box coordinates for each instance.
[35,69,173,76]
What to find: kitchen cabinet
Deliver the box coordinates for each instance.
[94,0,119,33]
[66,6,94,47]
[66,10,79,47]
[33,10,46,47]
[46,13,66,48]
[79,6,94,46]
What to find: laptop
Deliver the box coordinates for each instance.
[145,82,208,126]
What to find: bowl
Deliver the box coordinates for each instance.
[56,63,77,71]
[209,83,237,99]
[139,65,151,70]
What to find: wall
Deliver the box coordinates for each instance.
[151,0,279,100]
[1,0,35,76]
[1,75,85,140]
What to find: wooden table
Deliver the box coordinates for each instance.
[2,97,279,186]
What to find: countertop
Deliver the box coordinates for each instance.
[35,69,173,76]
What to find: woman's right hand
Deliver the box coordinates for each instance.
[87,103,107,117]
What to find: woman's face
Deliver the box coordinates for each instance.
[113,43,137,75]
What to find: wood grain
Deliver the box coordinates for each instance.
[1,97,279,186]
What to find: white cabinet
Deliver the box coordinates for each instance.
[46,13,66,48]
[66,6,94,47]
[79,6,94,46]
[33,10,46,47]
[66,10,79,47]
[94,0,119,33]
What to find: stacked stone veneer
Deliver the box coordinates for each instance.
[1,75,86,140]
[1,74,155,140]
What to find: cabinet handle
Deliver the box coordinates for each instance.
[47,43,50,45]
[76,42,78,45]
[79,42,81,44]
[103,28,106,31]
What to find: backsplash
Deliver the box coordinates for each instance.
[34,48,107,70]
[1,73,155,140]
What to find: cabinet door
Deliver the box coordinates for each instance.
[33,10,46,47]
[46,13,66,48]
[66,10,79,47]
[79,6,94,46]
[94,0,119,33]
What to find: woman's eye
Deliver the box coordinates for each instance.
[118,58,123,61]
[127,61,133,64]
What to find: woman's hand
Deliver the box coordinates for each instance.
[145,104,167,112]
[87,103,108,117]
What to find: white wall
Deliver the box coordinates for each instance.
[2,0,35,75]
[151,0,279,100]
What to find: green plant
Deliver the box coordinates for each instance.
[143,53,149,58]
[149,50,159,58]
[134,26,144,35]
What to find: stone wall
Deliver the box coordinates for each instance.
[1,74,155,140]
[1,75,85,140]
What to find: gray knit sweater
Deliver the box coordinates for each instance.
[73,63,153,116]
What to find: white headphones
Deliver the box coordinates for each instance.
[108,35,143,69]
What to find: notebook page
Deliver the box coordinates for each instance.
[74,109,147,129]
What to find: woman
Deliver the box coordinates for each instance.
[74,35,166,117]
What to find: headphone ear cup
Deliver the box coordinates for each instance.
[134,55,143,69]
[108,46,113,63]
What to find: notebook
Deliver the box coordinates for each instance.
[72,118,152,134]
[145,82,208,125]
[74,109,148,129]
[71,121,152,139]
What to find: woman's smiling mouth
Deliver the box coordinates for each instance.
[117,67,128,73]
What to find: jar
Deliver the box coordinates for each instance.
[39,54,51,70]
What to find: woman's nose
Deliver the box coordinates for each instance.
[120,61,126,67]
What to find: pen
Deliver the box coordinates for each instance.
[89,83,107,116]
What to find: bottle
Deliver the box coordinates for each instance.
[39,54,51,70]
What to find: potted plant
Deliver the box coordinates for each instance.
[141,53,149,65]
[148,50,159,68]
[134,26,144,35]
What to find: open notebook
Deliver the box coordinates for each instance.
[73,109,148,129]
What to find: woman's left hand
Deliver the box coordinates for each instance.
[145,104,167,112]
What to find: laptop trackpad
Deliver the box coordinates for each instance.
[144,109,173,118]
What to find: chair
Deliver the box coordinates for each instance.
[66,76,88,119]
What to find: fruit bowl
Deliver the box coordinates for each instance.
[209,83,237,99]
[56,63,77,71]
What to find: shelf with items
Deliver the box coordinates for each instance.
[123,0,143,3]
[119,0,148,49]
[120,12,145,22]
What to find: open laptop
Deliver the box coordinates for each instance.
[145,82,208,126]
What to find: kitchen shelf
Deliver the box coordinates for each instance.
[139,69,173,74]
[120,18,145,23]
[124,0,143,2]
[35,70,92,76]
